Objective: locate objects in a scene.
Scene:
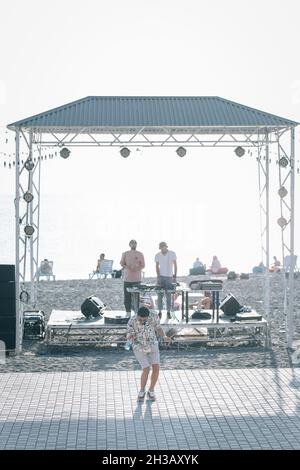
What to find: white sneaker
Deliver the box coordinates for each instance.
[137,390,146,401]
[147,390,156,401]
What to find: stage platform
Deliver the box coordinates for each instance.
[45,309,270,348]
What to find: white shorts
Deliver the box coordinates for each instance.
[134,343,160,369]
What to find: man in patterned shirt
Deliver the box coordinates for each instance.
[127,306,171,401]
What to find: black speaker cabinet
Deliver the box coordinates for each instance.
[0,316,16,330]
[0,265,15,282]
[0,332,16,350]
[0,281,15,299]
[81,296,105,318]
[220,293,242,316]
[0,298,16,316]
[0,265,16,351]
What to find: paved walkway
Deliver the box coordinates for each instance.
[0,368,300,450]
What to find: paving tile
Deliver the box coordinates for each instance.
[0,369,300,450]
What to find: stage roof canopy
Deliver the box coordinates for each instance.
[7,96,298,135]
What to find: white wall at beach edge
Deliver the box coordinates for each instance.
[0,0,299,278]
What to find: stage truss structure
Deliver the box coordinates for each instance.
[8,119,297,353]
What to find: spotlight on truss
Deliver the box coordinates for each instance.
[279,156,289,168]
[277,217,288,228]
[234,146,245,157]
[23,191,34,203]
[278,186,288,198]
[176,147,187,157]
[59,147,71,159]
[24,159,34,171]
[24,225,35,236]
[120,147,130,158]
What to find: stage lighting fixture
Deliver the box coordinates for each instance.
[59,147,71,159]
[24,159,34,171]
[23,191,34,203]
[24,225,35,236]
[234,146,245,157]
[278,186,288,198]
[176,147,187,157]
[279,156,289,168]
[277,217,288,228]
[120,147,130,158]
[20,290,30,303]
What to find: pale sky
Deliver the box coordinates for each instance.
[0,0,299,278]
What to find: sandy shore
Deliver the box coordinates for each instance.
[1,274,299,372]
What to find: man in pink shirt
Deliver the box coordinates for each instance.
[120,240,145,316]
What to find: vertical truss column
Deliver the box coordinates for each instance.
[257,133,270,320]
[14,129,21,354]
[28,130,35,303]
[265,131,270,321]
[288,128,296,347]
[276,128,296,347]
[14,129,41,353]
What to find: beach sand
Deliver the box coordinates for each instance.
[1,274,299,372]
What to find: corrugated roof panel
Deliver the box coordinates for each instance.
[7,96,298,133]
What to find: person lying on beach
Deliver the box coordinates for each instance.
[127,306,171,402]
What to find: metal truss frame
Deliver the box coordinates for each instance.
[13,126,297,353]
[14,130,41,353]
[36,127,280,148]
[256,128,296,347]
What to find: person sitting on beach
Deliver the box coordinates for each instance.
[270,256,281,273]
[96,253,106,272]
[127,306,171,402]
[196,291,213,310]
[252,261,266,274]
[41,259,52,275]
[189,258,206,275]
[201,291,213,310]
[193,258,202,269]
[207,256,228,275]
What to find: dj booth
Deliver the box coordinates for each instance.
[128,281,224,322]
[127,282,270,347]
[45,282,270,348]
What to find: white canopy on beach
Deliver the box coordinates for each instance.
[7,96,298,352]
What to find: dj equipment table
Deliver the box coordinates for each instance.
[187,280,223,323]
[127,286,187,321]
[128,281,223,323]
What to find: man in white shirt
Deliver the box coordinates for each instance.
[155,241,177,320]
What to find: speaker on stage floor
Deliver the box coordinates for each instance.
[0,265,15,282]
[0,264,16,352]
[219,293,242,316]
[81,296,106,318]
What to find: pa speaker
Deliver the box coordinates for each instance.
[0,316,16,330]
[81,296,105,318]
[0,265,15,282]
[0,332,16,351]
[220,293,242,316]
[0,281,16,299]
[0,298,16,316]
